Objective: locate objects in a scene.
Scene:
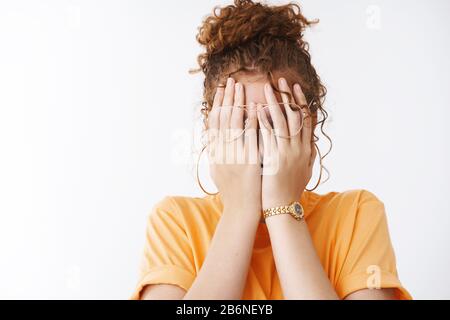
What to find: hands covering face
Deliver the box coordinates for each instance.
[206,76,317,210]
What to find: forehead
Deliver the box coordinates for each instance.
[229,69,297,104]
[231,69,295,83]
[231,69,267,82]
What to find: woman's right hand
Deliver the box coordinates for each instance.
[207,77,262,213]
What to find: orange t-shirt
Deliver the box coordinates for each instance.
[130,189,411,300]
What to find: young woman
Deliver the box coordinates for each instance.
[131,0,411,300]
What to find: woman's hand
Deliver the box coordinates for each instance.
[257,77,316,210]
[207,77,262,213]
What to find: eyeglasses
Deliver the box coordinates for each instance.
[203,101,312,142]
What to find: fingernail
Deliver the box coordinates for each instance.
[265,83,272,92]
[227,77,234,86]
[294,83,301,92]
[235,82,241,92]
[279,77,286,86]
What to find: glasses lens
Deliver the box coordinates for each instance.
[236,103,306,138]
[258,103,303,138]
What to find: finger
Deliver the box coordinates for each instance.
[278,77,302,144]
[257,102,272,147]
[264,82,289,149]
[220,77,235,131]
[210,83,224,129]
[230,82,245,130]
[292,82,307,105]
[257,103,278,175]
[293,83,313,149]
[230,82,245,160]
[244,102,259,165]
[219,77,235,164]
[207,83,224,147]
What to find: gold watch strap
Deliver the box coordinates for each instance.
[262,202,304,221]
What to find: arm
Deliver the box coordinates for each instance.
[183,202,261,299]
[266,214,398,300]
[183,78,262,300]
[141,212,397,301]
[142,202,261,300]
[143,77,262,300]
[141,283,186,300]
[260,77,401,300]
[266,215,338,299]
[258,78,335,299]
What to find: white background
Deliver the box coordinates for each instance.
[0,0,449,299]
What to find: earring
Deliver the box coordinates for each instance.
[196,144,219,196]
[305,142,323,192]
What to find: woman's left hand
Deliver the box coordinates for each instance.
[257,77,317,210]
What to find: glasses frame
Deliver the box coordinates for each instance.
[203,100,313,143]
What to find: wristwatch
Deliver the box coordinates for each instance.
[262,201,304,221]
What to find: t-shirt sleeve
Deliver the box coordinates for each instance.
[335,190,412,300]
[130,196,196,300]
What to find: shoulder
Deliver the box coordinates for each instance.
[314,188,384,208]
[314,188,382,204]
[153,194,215,212]
[308,188,387,224]
[148,194,217,225]
[306,189,392,256]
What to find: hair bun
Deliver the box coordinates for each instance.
[196,0,316,56]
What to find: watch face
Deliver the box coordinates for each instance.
[294,203,302,215]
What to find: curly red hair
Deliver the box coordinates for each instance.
[190,0,331,183]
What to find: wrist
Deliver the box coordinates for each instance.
[222,194,261,216]
[224,200,261,213]
[262,199,305,222]
[262,196,298,211]
[222,190,260,206]
[262,188,304,209]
